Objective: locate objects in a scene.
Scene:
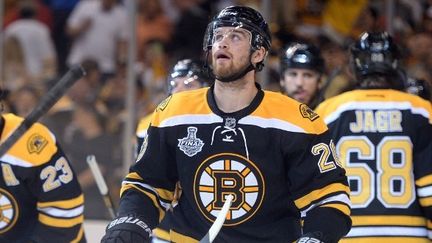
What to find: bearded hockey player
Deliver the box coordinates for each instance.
[103,5,351,243]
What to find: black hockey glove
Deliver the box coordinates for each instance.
[296,232,325,243]
[101,215,152,243]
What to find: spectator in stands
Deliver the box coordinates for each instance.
[4,0,57,85]
[66,0,129,82]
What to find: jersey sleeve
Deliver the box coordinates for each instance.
[26,126,85,242]
[284,128,352,241]
[413,117,432,220]
[119,112,177,229]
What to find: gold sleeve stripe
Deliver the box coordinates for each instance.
[340,237,430,243]
[125,172,143,180]
[295,183,350,209]
[71,225,85,243]
[170,229,199,243]
[153,228,170,241]
[121,179,175,202]
[351,215,428,226]
[121,184,166,222]
[416,174,432,187]
[39,214,83,227]
[427,220,432,229]
[37,194,84,209]
[419,196,432,206]
[321,203,351,216]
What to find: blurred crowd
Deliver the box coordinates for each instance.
[1,0,431,220]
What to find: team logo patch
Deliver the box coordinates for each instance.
[178,127,204,157]
[156,96,172,112]
[136,134,148,162]
[299,104,319,121]
[193,153,265,226]
[27,133,48,154]
[224,117,236,129]
[0,188,19,234]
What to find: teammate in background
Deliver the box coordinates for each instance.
[0,113,85,242]
[316,32,432,241]
[279,42,325,109]
[135,58,212,152]
[102,5,351,243]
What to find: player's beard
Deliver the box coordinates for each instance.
[213,56,254,83]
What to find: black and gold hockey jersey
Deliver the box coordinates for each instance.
[135,113,153,157]
[120,85,351,242]
[316,89,432,242]
[0,113,85,242]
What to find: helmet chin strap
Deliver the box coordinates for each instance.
[216,62,255,83]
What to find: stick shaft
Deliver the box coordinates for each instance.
[86,155,117,219]
[0,66,85,158]
[199,194,233,243]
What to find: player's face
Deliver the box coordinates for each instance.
[281,68,320,105]
[211,27,253,80]
[170,76,202,94]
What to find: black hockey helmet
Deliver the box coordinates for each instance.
[350,31,404,89]
[168,59,211,94]
[203,5,271,72]
[280,42,324,74]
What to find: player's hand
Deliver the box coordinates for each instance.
[101,214,152,243]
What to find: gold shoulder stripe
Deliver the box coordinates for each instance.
[37,194,84,209]
[2,113,58,166]
[254,91,327,134]
[152,89,211,127]
[136,114,153,136]
[39,214,83,228]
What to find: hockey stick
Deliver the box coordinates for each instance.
[0,65,85,158]
[199,194,233,243]
[86,155,117,219]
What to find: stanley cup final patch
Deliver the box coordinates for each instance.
[178,127,204,157]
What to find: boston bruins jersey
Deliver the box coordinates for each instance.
[135,113,153,157]
[0,113,85,242]
[316,89,432,242]
[120,85,351,242]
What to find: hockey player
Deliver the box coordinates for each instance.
[136,58,212,152]
[0,113,85,242]
[280,41,325,109]
[316,32,432,242]
[102,5,351,243]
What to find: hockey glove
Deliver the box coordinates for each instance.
[101,214,152,243]
[296,232,325,243]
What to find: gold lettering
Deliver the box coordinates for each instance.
[350,111,363,133]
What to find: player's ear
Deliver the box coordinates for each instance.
[252,46,266,66]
